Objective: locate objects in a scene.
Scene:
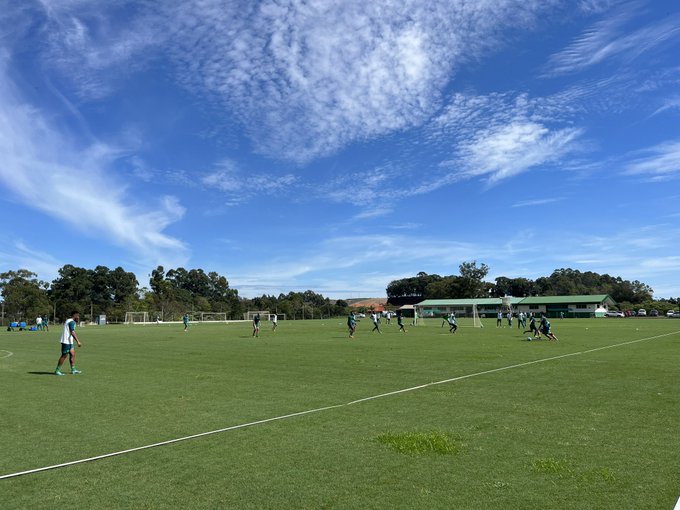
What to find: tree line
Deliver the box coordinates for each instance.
[387,262,676,312]
[0,265,349,324]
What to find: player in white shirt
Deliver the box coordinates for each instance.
[271,313,278,331]
[55,311,83,376]
[371,312,381,334]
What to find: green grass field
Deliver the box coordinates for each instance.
[2,317,679,509]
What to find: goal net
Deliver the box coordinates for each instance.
[472,304,484,328]
[244,310,270,321]
[199,312,228,322]
[124,311,149,324]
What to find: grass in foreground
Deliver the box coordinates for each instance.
[1,317,679,509]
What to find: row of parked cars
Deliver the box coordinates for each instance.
[605,309,680,318]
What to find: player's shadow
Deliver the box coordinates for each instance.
[27,371,57,375]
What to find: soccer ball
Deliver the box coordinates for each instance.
[527,336,532,341]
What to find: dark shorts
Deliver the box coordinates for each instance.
[61,343,74,355]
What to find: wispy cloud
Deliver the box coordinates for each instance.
[545,6,680,76]
[0,241,62,282]
[37,0,164,99]
[431,92,585,186]
[650,96,680,117]
[453,121,582,186]
[512,197,565,208]
[0,55,189,267]
[624,140,680,179]
[202,158,297,206]
[162,0,560,163]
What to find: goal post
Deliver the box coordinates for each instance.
[199,312,227,322]
[124,311,149,324]
[244,310,270,321]
[472,304,484,328]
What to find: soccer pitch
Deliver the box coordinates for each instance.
[2,318,679,509]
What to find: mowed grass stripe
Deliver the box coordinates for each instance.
[2,325,677,481]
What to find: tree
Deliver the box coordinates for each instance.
[0,269,50,322]
[458,261,490,298]
[387,272,442,300]
[50,265,93,321]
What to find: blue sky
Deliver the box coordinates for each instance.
[1,0,679,298]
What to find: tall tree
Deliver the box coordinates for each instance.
[0,269,50,322]
[50,265,93,320]
[458,261,490,298]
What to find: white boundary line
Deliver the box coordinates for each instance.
[675,495,680,510]
[1,330,678,481]
[0,350,13,359]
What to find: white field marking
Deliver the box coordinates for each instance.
[675,495,680,510]
[1,330,678,481]
[0,350,13,359]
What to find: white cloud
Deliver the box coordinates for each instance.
[431,92,584,186]
[624,140,680,178]
[0,241,62,282]
[0,55,189,267]
[512,197,565,208]
[650,96,680,117]
[163,0,560,162]
[545,7,680,76]
[36,0,164,99]
[454,121,582,185]
[201,158,297,205]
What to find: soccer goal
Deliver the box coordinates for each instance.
[244,310,270,321]
[472,304,484,328]
[199,312,228,322]
[124,311,149,324]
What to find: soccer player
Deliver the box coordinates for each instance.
[252,313,261,337]
[36,315,43,331]
[524,313,540,339]
[397,312,407,333]
[183,313,189,332]
[371,312,382,334]
[347,312,357,338]
[448,313,458,333]
[507,311,513,327]
[43,315,49,332]
[497,310,503,328]
[385,311,391,325]
[55,311,83,376]
[540,314,558,341]
[441,313,449,328]
[271,313,278,331]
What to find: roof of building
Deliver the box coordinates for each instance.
[519,294,614,304]
[417,294,616,306]
[418,297,523,306]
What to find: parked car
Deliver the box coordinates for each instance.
[649,309,659,317]
[637,309,647,316]
[667,310,677,317]
[605,310,625,317]
[672,312,680,318]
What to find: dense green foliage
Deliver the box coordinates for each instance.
[0,270,50,322]
[387,265,658,308]
[1,264,348,323]
[386,262,492,301]
[2,318,679,508]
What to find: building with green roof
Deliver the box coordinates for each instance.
[416,295,616,319]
